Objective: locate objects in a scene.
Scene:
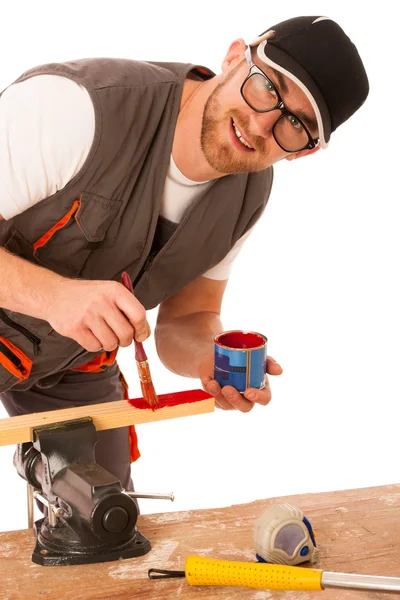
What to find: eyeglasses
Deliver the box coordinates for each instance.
[240,47,318,153]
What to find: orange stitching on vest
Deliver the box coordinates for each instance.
[33,198,81,251]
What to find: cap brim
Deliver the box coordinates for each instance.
[257,41,331,148]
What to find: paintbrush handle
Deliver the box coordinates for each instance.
[121,271,134,293]
[134,340,147,362]
[120,272,148,362]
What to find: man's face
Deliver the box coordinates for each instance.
[200,49,319,175]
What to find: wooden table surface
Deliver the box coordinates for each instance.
[0,484,399,599]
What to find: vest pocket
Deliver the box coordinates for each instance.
[0,336,33,390]
[0,309,43,355]
[32,192,121,277]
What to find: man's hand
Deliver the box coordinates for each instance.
[201,356,283,412]
[45,278,150,352]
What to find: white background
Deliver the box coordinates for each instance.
[0,1,399,533]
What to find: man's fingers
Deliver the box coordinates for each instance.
[215,397,236,410]
[266,355,283,375]
[202,376,260,412]
[45,279,151,350]
[116,287,149,342]
[76,328,103,353]
[220,386,255,413]
[201,377,232,410]
[90,317,119,352]
[134,322,150,342]
[145,321,152,339]
[243,378,272,406]
[202,376,220,398]
[103,308,135,347]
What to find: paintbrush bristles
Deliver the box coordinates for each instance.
[120,270,159,408]
[134,342,159,407]
[136,359,159,407]
[140,382,159,408]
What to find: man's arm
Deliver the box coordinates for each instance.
[155,275,282,411]
[0,245,149,350]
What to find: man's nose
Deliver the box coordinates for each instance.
[250,108,281,137]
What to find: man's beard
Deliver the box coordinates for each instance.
[200,78,268,175]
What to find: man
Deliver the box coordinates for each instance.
[0,16,369,489]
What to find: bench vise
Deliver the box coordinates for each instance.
[14,418,161,566]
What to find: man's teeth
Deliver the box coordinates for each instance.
[233,120,254,149]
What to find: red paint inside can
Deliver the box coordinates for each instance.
[215,331,266,350]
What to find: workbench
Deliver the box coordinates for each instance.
[0,484,399,599]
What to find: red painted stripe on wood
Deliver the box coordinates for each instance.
[127,389,212,411]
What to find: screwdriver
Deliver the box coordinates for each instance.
[149,556,400,594]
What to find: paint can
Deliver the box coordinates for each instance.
[213,330,268,393]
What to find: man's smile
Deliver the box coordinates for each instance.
[231,118,255,151]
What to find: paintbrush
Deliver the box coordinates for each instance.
[121,271,159,408]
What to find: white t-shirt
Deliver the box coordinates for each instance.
[0,74,251,280]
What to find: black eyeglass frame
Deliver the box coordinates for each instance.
[240,47,319,153]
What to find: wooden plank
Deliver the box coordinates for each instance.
[0,484,399,599]
[0,391,214,446]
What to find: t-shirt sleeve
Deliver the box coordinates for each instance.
[0,74,95,219]
[202,228,253,280]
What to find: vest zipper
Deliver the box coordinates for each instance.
[132,250,158,288]
[0,309,41,355]
[144,251,157,271]
[0,340,28,375]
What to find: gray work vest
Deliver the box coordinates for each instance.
[0,58,273,392]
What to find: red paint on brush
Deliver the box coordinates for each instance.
[127,389,213,411]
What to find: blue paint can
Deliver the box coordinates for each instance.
[214,330,268,393]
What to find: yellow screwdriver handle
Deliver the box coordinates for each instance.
[185,556,323,591]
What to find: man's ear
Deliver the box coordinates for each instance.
[221,39,247,73]
[285,145,321,161]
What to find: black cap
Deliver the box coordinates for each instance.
[251,16,369,148]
